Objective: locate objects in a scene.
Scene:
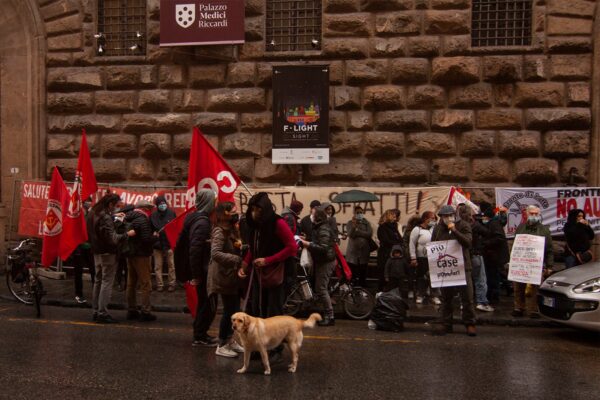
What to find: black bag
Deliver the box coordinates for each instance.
[370,288,409,332]
[368,238,379,253]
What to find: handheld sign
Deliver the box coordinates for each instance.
[508,234,546,285]
[426,240,467,288]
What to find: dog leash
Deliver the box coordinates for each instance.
[241,265,254,313]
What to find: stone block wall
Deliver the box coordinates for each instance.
[40,0,598,186]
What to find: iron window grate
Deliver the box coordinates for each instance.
[97,0,146,56]
[266,0,322,52]
[472,0,532,47]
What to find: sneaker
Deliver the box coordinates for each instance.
[408,291,414,300]
[216,344,238,358]
[96,314,119,324]
[126,310,141,320]
[476,304,495,312]
[229,341,244,353]
[193,335,219,347]
[139,312,157,322]
[156,286,164,292]
[416,296,423,304]
[466,325,477,337]
[167,286,175,292]
[511,309,524,318]
[432,297,441,305]
[75,296,87,304]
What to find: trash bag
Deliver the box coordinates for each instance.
[370,288,409,332]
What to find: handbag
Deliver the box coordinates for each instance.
[300,248,313,270]
[258,262,285,288]
[368,238,379,253]
[566,244,594,265]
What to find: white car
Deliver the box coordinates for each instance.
[538,263,600,332]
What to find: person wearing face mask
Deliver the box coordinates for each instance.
[563,208,595,269]
[377,210,403,292]
[470,211,493,312]
[479,202,509,306]
[300,200,321,241]
[125,200,158,322]
[512,205,553,319]
[345,206,373,287]
[150,196,177,292]
[409,211,441,305]
[431,205,477,337]
[71,197,96,304]
[320,202,340,244]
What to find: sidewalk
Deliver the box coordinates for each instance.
[0,273,558,328]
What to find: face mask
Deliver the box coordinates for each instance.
[442,216,455,225]
[482,218,490,225]
[428,220,436,228]
[158,204,167,212]
[528,215,541,224]
[356,213,364,220]
[83,201,92,210]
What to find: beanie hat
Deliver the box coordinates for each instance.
[290,200,304,215]
[309,200,321,209]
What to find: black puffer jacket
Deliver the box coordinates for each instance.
[87,211,124,254]
[150,196,176,251]
[308,210,336,263]
[125,210,155,257]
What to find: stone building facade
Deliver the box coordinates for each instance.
[1,0,600,246]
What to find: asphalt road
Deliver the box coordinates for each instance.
[0,300,598,400]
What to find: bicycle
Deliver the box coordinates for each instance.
[6,238,45,318]
[283,264,375,320]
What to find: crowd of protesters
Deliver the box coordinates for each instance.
[75,188,568,350]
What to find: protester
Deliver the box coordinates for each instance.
[299,207,337,326]
[480,202,510,306]
[345,206,373,287]
[72,198,95,304]
[402,214,422,299]
[281,200,303,236]
[87,193,134,324]
[114,203,133,291]
[125,200,157,322]
[384,245,407,296]
[150,196,177,292]
[377,209,403,291]
[300,200,321,241]
[207,202,245,358]
[408,211,440,305]
[471,212,493,312]
[512,205,553,319]
[563,208,595,269]
[431,205,477,337]
[321,202,340,243]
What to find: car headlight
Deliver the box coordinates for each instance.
[573,278,600,294]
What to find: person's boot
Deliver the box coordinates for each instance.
[318,312,335,327]
[466,325,477,337]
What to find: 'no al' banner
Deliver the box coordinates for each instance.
[495,187,600,237]
[508,234,546,285]
[426,240,467,288]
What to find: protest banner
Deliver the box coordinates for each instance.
[426,240,467,288]
[496,187,600,237]
[507,234,546,285]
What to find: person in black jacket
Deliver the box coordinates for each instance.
[88,193,134,324]
[480,203,510,306]
[384,244,408,296]
[125,200,157,322]
[299,207,337,326]
[299,200,321,241]
[150,196,177,292]
[377,209,403,291]
[184,189,218,347]
[563,208,595,268]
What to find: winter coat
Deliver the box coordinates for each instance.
[377,222,402,269]
[207,226,242,296]
[515,221,554,268]
[174,211,211,282]
[409,225,432,260]
[125,210,155,257]
[481,218,510,265]
[308,220,336,264]
[345,218,373,265]
[385,245,407,280]
[431,219,473,271]
[281,207,301,236]
[563,209,595,254]
[87,211,124,255]
[150,208,176,251]
[471,221,488,256]
[300,215,313,240]
[320,202,340,243]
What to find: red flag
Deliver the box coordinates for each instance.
[41,168,69,267]
[59,130,98,260]
[164,207,194,250]
[187,127,241,204]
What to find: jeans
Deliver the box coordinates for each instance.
[92,253,117,317]
[314,261,336,317]
[219,294,240,344]
[440,270,476,326]
[471,255,489,305]
[126,256,153,313]
[153,249,176,288]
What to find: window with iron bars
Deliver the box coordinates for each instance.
[96,0,146,56]
[266,0,322,52]
[472,0,532,47]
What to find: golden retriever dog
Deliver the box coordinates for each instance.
[231,312,322,375]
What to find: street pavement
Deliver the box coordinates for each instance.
[0,299,598,400]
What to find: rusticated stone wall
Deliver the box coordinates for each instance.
[40,0,598,186]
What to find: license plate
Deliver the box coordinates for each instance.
[543,296,555,308]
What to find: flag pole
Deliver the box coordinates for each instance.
[240,180,254,197]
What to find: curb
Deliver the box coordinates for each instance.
[1,294,559,328]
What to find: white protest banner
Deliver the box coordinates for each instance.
[426,240,467,288]
[508,234,546,285]
[495,187,600,237]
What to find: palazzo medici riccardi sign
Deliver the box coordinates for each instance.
[160,0,245,46]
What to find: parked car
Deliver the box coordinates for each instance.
[538,263,600,332]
